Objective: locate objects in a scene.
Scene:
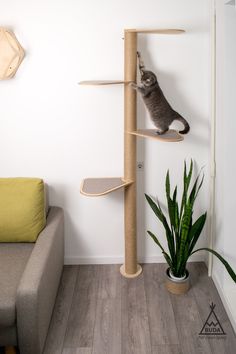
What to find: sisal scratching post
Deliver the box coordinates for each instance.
[120,30,142,278]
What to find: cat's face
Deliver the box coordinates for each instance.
[141,71,157,87]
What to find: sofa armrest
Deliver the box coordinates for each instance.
[16,207,64,354]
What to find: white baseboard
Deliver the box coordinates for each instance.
[64,253,204,265]
[212,273,236,333]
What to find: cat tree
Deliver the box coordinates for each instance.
[80,28,185,278]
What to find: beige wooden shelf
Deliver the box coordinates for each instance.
[80,177,132,196]
[125,29,185,34]
[79,80,131,85]
[129,129,184,142]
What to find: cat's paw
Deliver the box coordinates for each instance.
[155,130,167,135]
[129,82,137,89]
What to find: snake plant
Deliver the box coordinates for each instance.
[145,160,236,282]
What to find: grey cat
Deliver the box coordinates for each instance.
[130,51,190,135]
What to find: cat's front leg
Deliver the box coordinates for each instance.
[129,82,145,94]
[129,82,138,90]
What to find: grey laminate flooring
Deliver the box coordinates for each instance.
[43,263,236,354]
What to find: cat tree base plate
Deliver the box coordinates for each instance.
[130,129,184,142]
[120,264,142,278]
[80,177,132,196]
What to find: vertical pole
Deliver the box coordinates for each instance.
[120,30,142,278]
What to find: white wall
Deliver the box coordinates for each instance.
[213,0,236,331]
[0,0,210,264]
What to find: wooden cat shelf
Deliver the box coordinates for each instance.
[0,28,25,80]
[81,177,132,196]
[125,28,185,34]
[79,28,185,278]
[130,129,184,142]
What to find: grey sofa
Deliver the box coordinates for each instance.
[0,207,64,354]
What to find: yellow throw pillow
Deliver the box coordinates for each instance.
[0,178,46,242]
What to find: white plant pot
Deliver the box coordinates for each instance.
[169,270,187,281]
[165,268,190,295]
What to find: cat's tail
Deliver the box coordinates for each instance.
[175,115,190,134]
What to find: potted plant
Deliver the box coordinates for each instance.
[145,160,236,295]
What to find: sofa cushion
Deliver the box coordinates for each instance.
[0,243,34,327]
[0,178,46,242]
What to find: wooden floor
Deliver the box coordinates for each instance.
[43,263,236,354]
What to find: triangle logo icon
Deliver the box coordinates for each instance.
[199,303,226,336]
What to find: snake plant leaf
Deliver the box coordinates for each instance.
[174,204,180,254]
[191,248,236,283]
[187,159,193,189]
[166,174,179,242]
[166,170,170,198]
[189,175,200,206]
[188,212,207,255]
[145,194,172,243]
[163,253,173,269]
[180,161,187,219]
[147,230,165,252]
[173,186,179,231]
[162,219,175,262]
[145,194,175,261]
[167,196,176,230]
[147,230,172,268]
[177,204,193,272]
[165,171,173,226]
[155,199,175,259]
[175,259,188,278]
[145,194,163,222]
[189,172,204,207]
[173,186,177,204]
[178,217,194,276]
[194,174,205,202]
[180,159,193,218]
[172,186,180,253]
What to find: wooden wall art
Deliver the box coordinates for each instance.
[0,28,25,80]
